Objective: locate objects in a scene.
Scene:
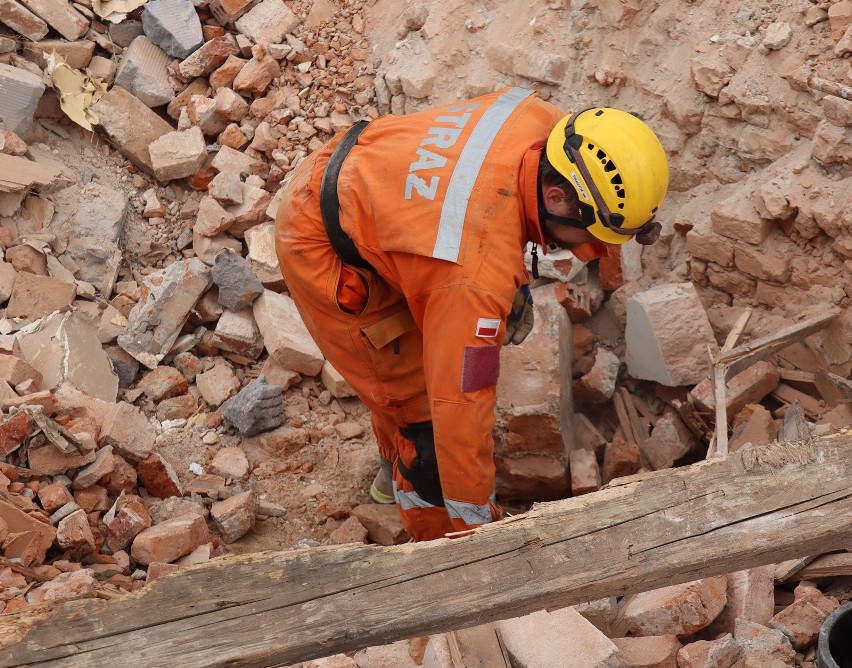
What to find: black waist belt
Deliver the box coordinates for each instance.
[320,120,372,269]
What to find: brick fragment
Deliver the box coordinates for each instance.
[131,514,208,564]
[234,0,299,43]
[711,191,773,245]
[569,448,600,496]
[620,577,728,637]
[734,618,796,664]
[0,0,48,41]
[106,505,150,552]
[611,635,681,668]
[209,0,258,24]
[210,490,256,543]
[0,410,33,457]
[498,607,618,668]
[146,561,181,583]
[91,86,173,177]
[706,566,776,636]
[232,52,279,96]
[730,405,778,452]
[138,453,183,498]
[149,126,207,182]
[73,445,115,489]
[156,395,198,420]
[178,35,238,80]
[253,290,325,375]
[320,362,355,398]
[196,363,240,407]
[574,347,620,405]
[767,583,839,649]
[329,516,369,545]
[495,453,569,501]
[37,481,73,513]
[602,436,641,484]
[689,361,781,415]
[18,0,88,40]
[56,508,96,554]
[677,634,740,668]
[137,366,189,402]
[645,410,697,470]
[626,283,716,387]
[2,530,44,567]
[6,272,75,319]
[210,446,249,480]
[99,402,157,461]
[350,504,409,546]
[37,569,97,602]
[27,444,95,475]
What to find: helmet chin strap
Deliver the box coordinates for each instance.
[538,200,597,231]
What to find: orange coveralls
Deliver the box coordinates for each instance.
[275,88,598,540]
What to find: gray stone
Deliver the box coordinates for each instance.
[212,250,263,311]
[107,19,144,48]
[63,183,128,298]
[221,375,284,436]
[141,0,203,59]
[114,36,175,108]
[0,62,44,138]
[105,345,140,388]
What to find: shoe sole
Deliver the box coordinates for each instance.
[369,484,395,504]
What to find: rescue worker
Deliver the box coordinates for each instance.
[274,87,669,541]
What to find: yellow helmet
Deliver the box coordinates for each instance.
[545,108,669,245]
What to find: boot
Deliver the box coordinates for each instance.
[369,458,394,504]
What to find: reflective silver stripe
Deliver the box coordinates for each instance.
[445,497,494,525]
[393,481,435,510]
[432,87,534,262]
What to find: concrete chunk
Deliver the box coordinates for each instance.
[17,311,119,402]
[149,126,207,183]
[92,86,173,177]
[0,62,45,138]
[118,258,212,368]
[626,283,716,387]
[253,289,324,375]
[497,607,619,668]
[212,251,263,311]
[114,36,175,108]
[141,0,203,59]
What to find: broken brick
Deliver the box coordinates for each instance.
[210,490,256,543]
[131,514,209,565]
[350,504,409,546]
[138,453,183,498]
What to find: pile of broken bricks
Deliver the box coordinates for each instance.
[1,0,852,663]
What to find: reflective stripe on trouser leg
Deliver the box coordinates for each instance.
[445,496,497,526]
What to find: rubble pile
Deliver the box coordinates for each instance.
[0,0,851,666]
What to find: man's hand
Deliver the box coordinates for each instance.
[504,285,534,345]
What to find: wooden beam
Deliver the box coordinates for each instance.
[792,553,852,580]
[2,433,852,668]
[714,310,839,378]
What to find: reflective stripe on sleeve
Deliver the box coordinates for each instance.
[393,482,435,510]
[444,496,495,526]
[432,87,534,262]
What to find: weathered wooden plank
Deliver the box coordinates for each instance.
[792,552,852,580]
[2,433,852,668]
[715,310,839,377]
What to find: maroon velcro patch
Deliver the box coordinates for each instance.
[461,345,500,393]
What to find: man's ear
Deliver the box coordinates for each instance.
[542,185,566,211]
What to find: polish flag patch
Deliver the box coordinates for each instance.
[475,318,501,338]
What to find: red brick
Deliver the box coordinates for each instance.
[5,272,76,319]
[106,506,150,552]
[767,584,840,649]
[496,454,570,501]
[210,490,256,543]
[137,453,183,498]
[56,508,96,555]
[690,361,781,415]
[145,561,181,584]
[602,437,641,484]
[2,530,44,567]
[0,411,33,457]
[27,444,96,475]
[74,485,110,512]
[0,0,49,40]
[328,516,369,545]
[131,514,209,565]
[136,366,189,402]
[37,481,73,513]
[350,504,409,546]
[209,0,257,24]
[99,402,157,461]
[621,576,728,637]
[72,444,115,489]
[0,354,42,387]
[569,448,600,496]
[612,635,682,668]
